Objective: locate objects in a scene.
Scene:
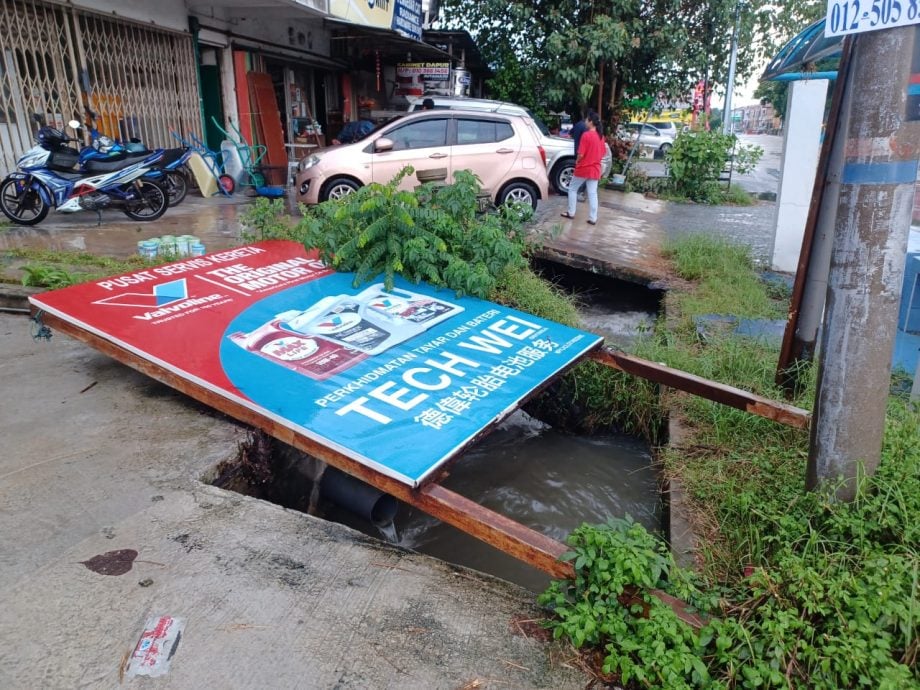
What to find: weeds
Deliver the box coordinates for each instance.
[4,249,156,287]
[542,233,919,687]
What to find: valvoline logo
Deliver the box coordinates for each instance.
[91,278,225,322]
[92,279,189,308]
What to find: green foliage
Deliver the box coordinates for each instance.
[241,168,531,299]
[544,234,918,687]
[664,131,763,203]
[539,518,718,689]
[720,184,755,206]
[20,264,84,289]
[665,131,728,203]
[663,235,780,319]
[5,249,156,288]
[439,1,823,120]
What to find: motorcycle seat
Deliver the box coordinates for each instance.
[52,170,87,180]
[83,156,145,173]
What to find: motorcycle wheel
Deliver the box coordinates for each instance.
[122,180,168,221]
[0,176,49,226]
[164,170,189,206]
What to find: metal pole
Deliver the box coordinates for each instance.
[776,39,853,395]
[807,26,920,500]
[722,1,741,134]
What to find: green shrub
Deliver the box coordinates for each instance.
[539,518,717,690]
[242,167,531,298]
[665,131,763,203]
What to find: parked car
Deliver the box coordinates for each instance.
[295,109,549,209]
[407,95,613,194]
[621,123,677,154]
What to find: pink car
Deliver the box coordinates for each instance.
[295,110,549,209]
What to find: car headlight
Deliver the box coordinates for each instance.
[298,154,321,174]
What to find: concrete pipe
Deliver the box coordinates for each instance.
[320,467,398,526]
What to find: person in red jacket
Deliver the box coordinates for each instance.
[561,111,604,224]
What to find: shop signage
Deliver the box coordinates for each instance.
[31,241,602,487]
[396,62,451,96]
[330,0,422,41]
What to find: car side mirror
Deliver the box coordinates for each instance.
[374,137,394,152]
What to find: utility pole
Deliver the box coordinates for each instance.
[807,25,920,500]
[722,1,741,134]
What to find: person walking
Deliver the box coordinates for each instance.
[561,112,604,225]
[569,106,589,201]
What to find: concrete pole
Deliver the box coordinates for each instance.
[807,26,920,500]
[721,2,740,134]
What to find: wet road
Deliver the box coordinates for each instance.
[0,192,252,257]
[0,183,778,289]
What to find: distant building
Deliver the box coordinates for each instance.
[730,103,781,135]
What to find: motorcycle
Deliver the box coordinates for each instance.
[76,112,192,206]
[0,122,168,226]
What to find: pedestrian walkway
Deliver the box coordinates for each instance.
[534,189,778,286]
[0,193,252,257]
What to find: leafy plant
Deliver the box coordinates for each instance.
[242,167,531,298]
[20,264,83,289]
[665,131,762,203]
[539,518,717,689]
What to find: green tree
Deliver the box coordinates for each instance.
[438,1,828,123]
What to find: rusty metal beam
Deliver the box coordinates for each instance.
[589,348,811,430]
[776,37,854,395]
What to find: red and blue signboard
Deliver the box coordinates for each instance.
[30,241,602,487]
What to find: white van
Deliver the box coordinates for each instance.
[408,96,613,194]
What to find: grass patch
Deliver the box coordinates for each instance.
[541,233,919,688]
[1,248,158,287]
[720,184,755,206]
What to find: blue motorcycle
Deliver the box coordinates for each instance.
[0,124,168,226]
[77,112,192,206]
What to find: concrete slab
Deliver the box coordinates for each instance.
[0,312,585,689]
[534,188,777,286]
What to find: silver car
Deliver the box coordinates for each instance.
[622,123,677,154]
[408,96,613,193]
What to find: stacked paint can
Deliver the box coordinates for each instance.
[137,235,203,259]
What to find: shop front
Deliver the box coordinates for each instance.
[229,44,345,185]
[324,16,455,138]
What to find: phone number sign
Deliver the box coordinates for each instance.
[826,0,920,36]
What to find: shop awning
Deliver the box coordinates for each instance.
[761,19,843,81]
[423,30,493,77]
[325,18,455,63]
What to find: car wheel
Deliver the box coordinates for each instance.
[551,160,575,194]
[498,181,538,210]
[659,142,672,154]
[322,177,360,202]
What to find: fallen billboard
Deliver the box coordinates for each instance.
[30,240,602,487]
